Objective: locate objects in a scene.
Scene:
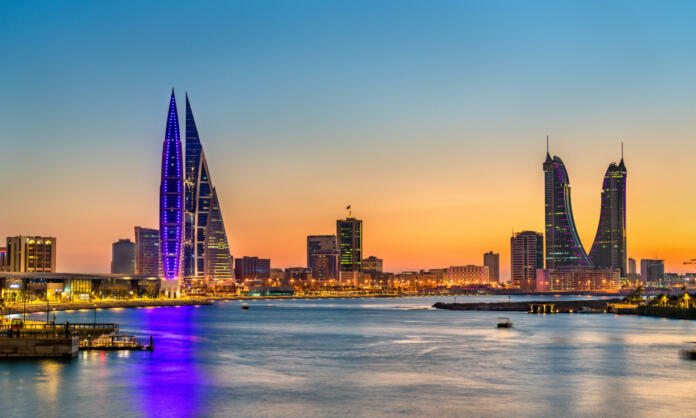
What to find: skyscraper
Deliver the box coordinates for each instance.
[234,257,271,281]
[511,231,543,290]
[111,239,136,274]
[483,251,500,283]
[159,90,184,280]
[203,187,235,280]
[337,217,362,285]
[544,146,591,269]
[134,226,160,276]
[183,94,233,280]
[589,154,627,276]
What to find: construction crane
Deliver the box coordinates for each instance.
[684,258,696,265]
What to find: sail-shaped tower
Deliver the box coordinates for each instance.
[543,145,592,269]
[589,153,627,275]
[183,94,234,280]
[204,187,235,279]
[159,90,184,280]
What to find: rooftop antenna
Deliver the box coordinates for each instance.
[621,141,624,160]
[346,204,352,217]
[546,135,549,154]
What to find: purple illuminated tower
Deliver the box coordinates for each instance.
[159,90,184,280]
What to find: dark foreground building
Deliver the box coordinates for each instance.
[589,156,627,276]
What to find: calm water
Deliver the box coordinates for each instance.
[2,295,696,417]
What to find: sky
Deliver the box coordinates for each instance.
[1,1,696,279]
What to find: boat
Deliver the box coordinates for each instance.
[497,317,512,328]
[241,304,250,310]
[680,342,696,360]
[80,334,154,351]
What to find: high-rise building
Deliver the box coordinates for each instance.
[134,227,160,276]
[544,148,591,269]
[448,265,489,285]
[337,217,362,285]
[307,235,337,281]
[234,257,271,281]
[483,251,500,283]
[641,259,664,284]
[628,257,636,275]
[182,94,233,281]
[0,247,6,270]
[361,256,383,273]
[203,188,235,281]
[159,90,184,280]
[511,231,543,290]
[589,154,627,276]
[111,239,136,274]
[5,236,56,273]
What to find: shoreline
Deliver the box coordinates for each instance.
[3,298,213,316]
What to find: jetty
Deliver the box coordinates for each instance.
[433,298,622,313]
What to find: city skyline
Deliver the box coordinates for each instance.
[3,1,696,277]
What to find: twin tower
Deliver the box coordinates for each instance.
[543,142,627,275]
[159,91,234,281]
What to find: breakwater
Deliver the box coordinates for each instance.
[433,298,621,313]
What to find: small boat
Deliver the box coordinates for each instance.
[241,304,250,310]
[680,342,696,360]
[497,317,512,328]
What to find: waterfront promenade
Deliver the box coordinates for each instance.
[1,298,212,316]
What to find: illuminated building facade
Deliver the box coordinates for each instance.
[511,231,543,290]
[307,235,338,281]
[234,257,271,281]
[0,247,6,270]
[111,239,136,274]
[159,90,184,280]
[361,256,383,273]
[134,227,160,277]
[546,268,620,291]
[4,236,56,273]
[483,251,500,283]
[203,188,235,280]
[589,158,627,276]
[544,152,591,269]
[337,217,362,285]
[183,94,233,281]
[448,265,489,285]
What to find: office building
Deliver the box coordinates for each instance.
[544,147,591,269]
[628,257,636,275]
[203,188,235,281]
[234,257,271,281]
[183,94,233,280]
[159,90,184,280]
[134,227,160,276]
[307,235,337,280]
[483,251,500,283]
[362,256,383,274]
[337,217,362,285]
[111,239,136,274]
[641,259,665,284]
[511,231,543,290]
[4,236,56,273]
[589,154,627,275]
[309,251,338,281]
[448,265,489,285]
[0,247,6,270]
